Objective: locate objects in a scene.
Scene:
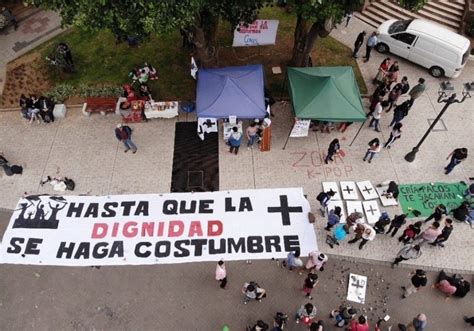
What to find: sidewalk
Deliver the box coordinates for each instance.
[0,6,64,95]
[0,17,473,273]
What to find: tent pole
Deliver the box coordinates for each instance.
[282,122,294,150]
[348,119,367,147]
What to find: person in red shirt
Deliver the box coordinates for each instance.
[350,315,369,331]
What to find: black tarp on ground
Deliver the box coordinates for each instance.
[171,122,219,192]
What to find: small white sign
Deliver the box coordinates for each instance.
[363,200,381,224]
[233,20,279,47]
[345,201,365,223]
[357,181,378,200]
[347,273,367,304]
[322,182,341,200]
[376,187,398,206]
[290,120,311,138]
[340,181,358,200]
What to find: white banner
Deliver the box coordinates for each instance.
[233,20,279,47]
[0,188,317,266]
[290,119,311,137]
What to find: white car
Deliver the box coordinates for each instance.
[376,19,470,78]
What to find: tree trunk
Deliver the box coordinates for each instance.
[290,15,329,67]
[191,9,219,68]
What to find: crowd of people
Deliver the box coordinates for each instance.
[19,94,55,124]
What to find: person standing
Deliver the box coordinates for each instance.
[325,139,340,164]
[386,214,407,237]
[392,244,422,266]
[353,31,366,58]
[398,221,422,244]
[374,211,391,234]
[363,138,381,163]
[58,42,74,66]
[363,32,378,62]
[402,269,427,299]
[349,315,369,331]
[444,147,468,174]
[302,272,319,300]
[408,78,426,106]
[417,221,442,246]
[344,212,364,232]
[424,204,447,223]
[215,260,227,289]
[373,57,391,84]
[384,123,402,149]
[429,218,453,247]
[369,101,389,132]
[389,100,411,127]
[115,124,137,153]
[383,61,399,89]
[283,251,304,272]
[246,122,259,150]
[228,126,242,155]
[316,190,335,217]
[386,76,404,111]
[348,223,376,250]
[325,206,342,231]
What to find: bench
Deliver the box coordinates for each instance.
[82,97,117,116]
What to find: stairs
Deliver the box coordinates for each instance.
[355,0,466,32]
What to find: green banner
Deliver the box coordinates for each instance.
[398,182,467,218]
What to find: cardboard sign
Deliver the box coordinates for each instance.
[233,20,279,47]
[347,273,368,304]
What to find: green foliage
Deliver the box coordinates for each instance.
[291,0,363,27]
[396,0,428,12]
[43,83,76,103]
[44,82,122,103]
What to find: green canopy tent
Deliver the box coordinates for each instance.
[284,66,367,149]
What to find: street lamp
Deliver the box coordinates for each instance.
[404,81,473,162]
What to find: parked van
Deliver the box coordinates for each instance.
[376,19,470,78]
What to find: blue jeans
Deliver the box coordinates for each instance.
[123,138,137,151]
[247,134,258,147]
[445,158,460,174]
[369,118,380,131]
[363,150,377,161]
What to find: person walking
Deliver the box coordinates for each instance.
[384,123,402,149]
[363,32,378,62]
[389,100,411,127]
[316,190,336,217]
[325,139,340,164]
[424,204,447,223]
[444,147,468,174]
[398,313,427,331]
[302,272,319,300]
[429,218,453,247]
[282,251,304,272]
[363,138,381,163]
[295,303,317,325]
[228,126,242,155]
[246,122,259,150]
[417,221,442,246]
[386,214,407,237]
[325,206,342,231]
[115,124,137,153]
[373,57,391,84]
[408,78,426,106]
[348,223,376,250]
[215,260,227,289]
[398,221,422,244]
[369,101,389,132]
[345,12,353,27]
[353,31,366,58]
[402,269,427,299]
[392,244,422,266]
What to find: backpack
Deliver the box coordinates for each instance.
[316,192,327,202]
[123,125,133,136]
[64,177,75,191]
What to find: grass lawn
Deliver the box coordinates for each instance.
[15,5,366,104]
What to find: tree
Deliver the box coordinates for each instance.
[27,0,268,67]
[289,0,362,67]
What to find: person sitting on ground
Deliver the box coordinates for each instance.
[398,313,427,331]
[282,251,304,272]
[325,206,342,231]
[123,84,138,102]
[424,204,447,224]
[378,180,399,199]
[309,320,324,331]
[305,252,328,272]
[40,176,75,191]
[248,320,269,331]
[0,152,23,176]
[349,315,369,331]
[330,305,358,328]
[374,211,391,234]
[295,303,317,325]
[452,201,474,228]
[19,94,31,119]
[272,312,288,331]
[398,221,422,244]
[435,270,471,299]
[242,282,266,304]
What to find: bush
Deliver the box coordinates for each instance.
[397,0,428,12]
[45,83,122,103]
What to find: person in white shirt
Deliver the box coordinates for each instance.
[364,31,378,62]
[215,260,227,289]
[369,101,389,132]
[348,224,376,249]
[363,138,381,163]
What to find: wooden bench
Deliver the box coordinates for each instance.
[82,97,117,116]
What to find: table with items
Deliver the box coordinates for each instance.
[144,101,179,119]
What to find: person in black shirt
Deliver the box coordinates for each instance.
[352,31,366,58]
[424,204,447,223]
[430,219,453,247]
[402,269,427,299]
[445,148,468,174]
[325,139,340,164]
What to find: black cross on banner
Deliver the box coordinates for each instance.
[366,205,377,215]
[267,195,303,226]
[343,186,354,194]
[203,119,216,128]
[362,186,373,195]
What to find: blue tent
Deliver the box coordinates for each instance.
[196,64,266,119]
